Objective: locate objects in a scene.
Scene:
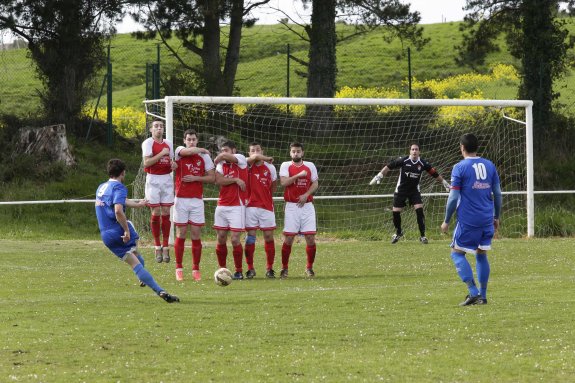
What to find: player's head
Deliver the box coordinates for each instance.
[149,119,164,139]
[183,129,198,148]
[107,159,126,179]
[220,140,237,154]
[290,142,304,163]
[409,143,420,159]
[460,133,479,154]
[249,142,263,156]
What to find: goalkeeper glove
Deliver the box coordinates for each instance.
[442,179,451,192]
[369,172,384,185]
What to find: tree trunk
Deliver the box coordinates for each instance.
[201,0,228,96]
[14,124,76,166]
[306,0,337,120]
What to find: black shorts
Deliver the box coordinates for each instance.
[393,192,423,208]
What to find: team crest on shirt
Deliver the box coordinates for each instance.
[255,174,260,180]
[264,170,268,177]
[417,165,421,171]
[196,160,201,166]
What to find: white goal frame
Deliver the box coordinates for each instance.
[144,96,534,237]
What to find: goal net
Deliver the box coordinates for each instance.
[133,97,533,240]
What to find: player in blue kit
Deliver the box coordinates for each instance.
[95,159,180,303]
[441,134,502,306]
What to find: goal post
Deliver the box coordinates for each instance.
[139,96,534,239]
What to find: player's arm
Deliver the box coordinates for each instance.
[114,203,131,242]
[184,169,216,184]
[247,154,273,165]
[125,199,148,208]
[441,188,460,233]
[271,179,278,195]
[143,147,170,167]
[280,170,307,187]
[369,165,392,185]
[215,171,246,190]
[297,180,318,207]
[493,183,502,230]
[214,153,238,164]
[179,147,210,157]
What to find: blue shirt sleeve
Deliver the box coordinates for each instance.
[493,182,502,219]
[444,189,460,223]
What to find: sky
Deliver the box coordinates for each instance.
[115,0,468,33]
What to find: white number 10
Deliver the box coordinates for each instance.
[472,163,487,180]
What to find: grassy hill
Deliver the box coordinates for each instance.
[6,19,575,117]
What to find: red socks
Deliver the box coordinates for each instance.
[174,237,185,268]
[161,215,171,247]
[150,215,161,246]
[264,240,275,270]
[216,244,227,268]
[281,242,292,269]
[244,243,255,270]
[233,244,243,272]
[191,239,202,270]
[306,245,316,269]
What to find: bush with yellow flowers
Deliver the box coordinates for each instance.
[84,106,146,138]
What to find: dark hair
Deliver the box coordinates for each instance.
[460,133,479,153]
[410,143,420,150]
[148,119,164,129]
[107,159,126,178]
[249,142,261,148]
[183,129,198,138]
[221,140,237,150]
[290,142,303,150]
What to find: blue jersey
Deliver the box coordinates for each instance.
[95,180,127,231]
[451,157,500,227]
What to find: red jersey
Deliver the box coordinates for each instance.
[174,147,215,198]
[279,161,318,203]
[142,137,173,175]
[247,162,277,211]
[216,154,249,206]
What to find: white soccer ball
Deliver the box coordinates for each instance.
[214,267,233,287]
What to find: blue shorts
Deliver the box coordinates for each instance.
[451,221,494,254]
[101,221,140,259]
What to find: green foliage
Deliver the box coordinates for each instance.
[2,238,575,382]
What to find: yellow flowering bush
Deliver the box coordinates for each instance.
[234,93,306,117]
[84,106,146,138]
[335,86,403,114]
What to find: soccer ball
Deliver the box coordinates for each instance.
[214,268,233,286]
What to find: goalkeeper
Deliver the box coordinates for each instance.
[370,143,450,244]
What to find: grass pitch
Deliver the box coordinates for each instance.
[1,238,574,382]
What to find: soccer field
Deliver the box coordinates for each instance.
[1,238,574,382]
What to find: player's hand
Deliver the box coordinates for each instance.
[160,148,170,156]
[236,179,246,191]
[182,175,198,182]
[442,179,451,192]
[369,172,383,185]
[266,156,274,163]
[171,160,178,171]
[440,222,449,234]
[297,194,308,207]
[494,218,500,231]
[297,170,307,178]
[121,231,131,243]
[199,148,210,154]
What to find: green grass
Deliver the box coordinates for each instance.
[1,238,574,382]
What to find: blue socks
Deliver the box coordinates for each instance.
[451,252,479,297]
[136,254,145,267]
[246,235,257,245]
[475,253,490,299]
[133,264,163,294]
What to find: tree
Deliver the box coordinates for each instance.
[456,0,575,145]
[282,0,428,101]
[130,0,270,96]
[0,0,124,133]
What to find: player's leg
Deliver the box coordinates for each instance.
[450,222,481,306]
[124,251,179,303]
[263,229,276,278]
[160,205,172,262]
[413,197,428,243]
[244,229,257,278]
[230,230,244,279]
[475,226,495,304]
[189,198,206,281]
[244,207,259,278]
[190,224,203,281]
[281,202,300,279]
[145,177,163,261]
[391,193,405,243]
[214,206,230,268]
[174,224,187,281]
[301,203,318,277]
